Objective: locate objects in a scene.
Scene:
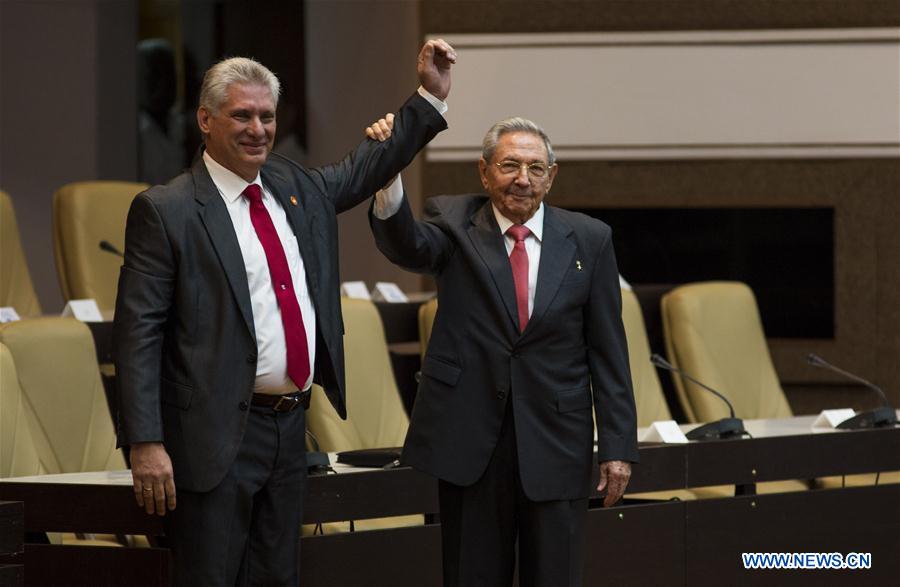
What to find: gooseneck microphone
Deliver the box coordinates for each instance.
[650,353,746,441]
[99,240,124,257]
[806,353,897,429]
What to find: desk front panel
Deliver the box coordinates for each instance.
[686,484,900,586]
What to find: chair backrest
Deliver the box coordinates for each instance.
[0,343,45,478]
[417,298,438,361]
[53,181,148,312]
[661,281,792,422]
[0,317,125,473]
[621,288,672,426]
[0,190,42,317]
[306,298,409,452]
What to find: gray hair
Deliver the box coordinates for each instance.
[199,57,281,113]
[481,117,555,166]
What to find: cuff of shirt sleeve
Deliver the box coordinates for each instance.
[417,86,448,116]
[373,174,405,219]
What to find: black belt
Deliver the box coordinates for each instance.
[250,389,310,412]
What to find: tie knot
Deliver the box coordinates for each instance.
[242,183,262,204]
[506,224,531,243]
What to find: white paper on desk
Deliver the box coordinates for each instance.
[61,299,104,322]
[341,281,371,300]
[0,307,21,323]
[371,281,408,303]
[640,420,689,443]
[811,408,856,430]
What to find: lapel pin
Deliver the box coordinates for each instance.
[289,195,298,206]
[576,260,583,271]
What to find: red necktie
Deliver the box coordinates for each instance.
[506,224,531,333]
[243,184,310,389]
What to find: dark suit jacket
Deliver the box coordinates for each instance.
[371,194,639,502]
[114,92,446,493]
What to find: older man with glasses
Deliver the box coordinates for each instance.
[366,116,639,586]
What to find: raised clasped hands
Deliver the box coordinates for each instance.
[417,38,456,101]
[366,113,395,142]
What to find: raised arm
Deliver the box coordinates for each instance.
[307,40,456,213]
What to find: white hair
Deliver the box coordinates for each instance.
[199,57,281,113]
[482,117,555,165]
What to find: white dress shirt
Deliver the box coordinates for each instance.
[203,151,316,393]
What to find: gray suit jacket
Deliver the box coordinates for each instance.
[114,92,446,492]
[371,195,638,502]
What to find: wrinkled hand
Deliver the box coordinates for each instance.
[130,442,176,516]
[417,38,456,101]
[597,460,631,507]
[365,113,394,142]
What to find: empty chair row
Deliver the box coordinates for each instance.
[1,182,147,316]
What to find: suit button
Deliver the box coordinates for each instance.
[497,389,507,400]
[238,400,249,411]
[247,354,257,364]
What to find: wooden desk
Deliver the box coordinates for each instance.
[2,419,898,586]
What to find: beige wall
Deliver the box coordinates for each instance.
[0,0,137,313]
[427,29,900,161]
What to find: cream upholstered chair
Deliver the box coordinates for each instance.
[0,190,42,317]
[0,317,125,474]
[661,281,792,423]
[0,343,44,478]
[661,282,810,494]
[305,298,420,533]
[0,318,127,546]
[308,298,410,451]
[621,288,672,427]
[417,297,438,361]
[53,181,147,312]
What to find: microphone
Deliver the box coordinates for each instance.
[806,353,897,429]
[99,240,124,257]
[650,353,746,441]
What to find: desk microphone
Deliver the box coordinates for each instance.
[99,240,124,257]
[806,353,897,429]
[650,353,746,441]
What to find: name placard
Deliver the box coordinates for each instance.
[811,408,857,431]
[371,282,408,303]
[640,420,689,444]
[61,299,104,322]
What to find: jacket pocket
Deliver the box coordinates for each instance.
[421,355,462,386]
[557,386,592,413]
[161,379,194,410]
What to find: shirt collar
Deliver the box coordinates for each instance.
[203,151,263,204]
[492,202,544,242]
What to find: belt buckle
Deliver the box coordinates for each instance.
[273,394,299,412]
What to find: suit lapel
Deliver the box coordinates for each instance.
[193,162,256,340]
[524,206,575,337]
[466,201,520,333]
[261,167,320,299]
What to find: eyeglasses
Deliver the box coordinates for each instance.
[494,160,550,179]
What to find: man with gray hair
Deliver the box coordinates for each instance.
[114,40,456,585]
[367,116,638,585]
